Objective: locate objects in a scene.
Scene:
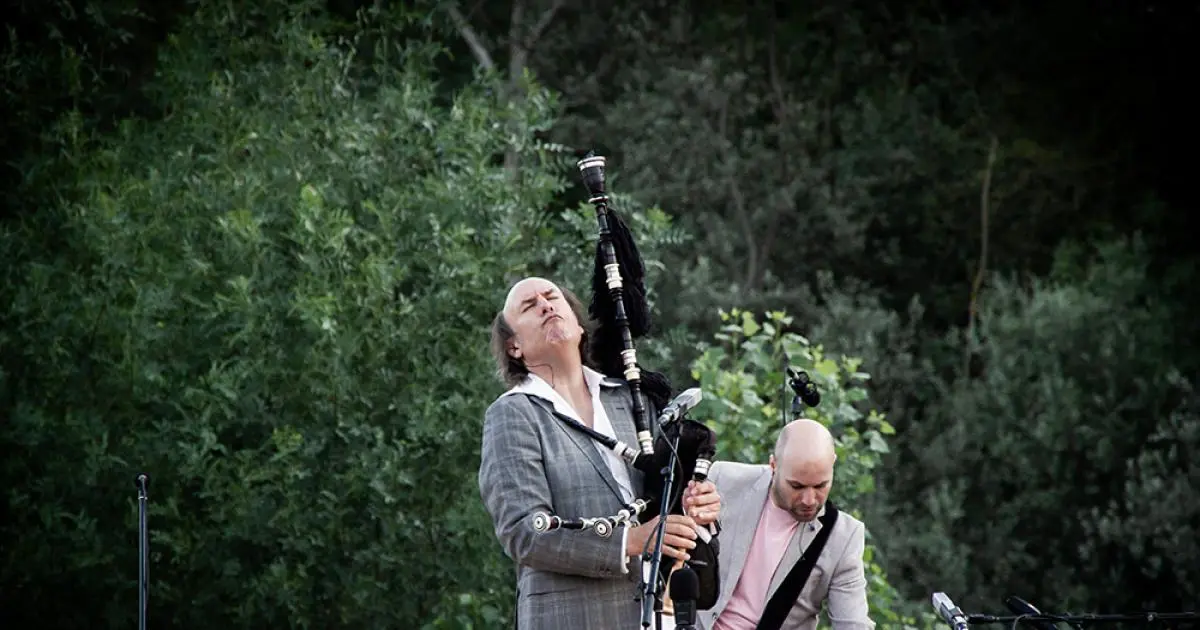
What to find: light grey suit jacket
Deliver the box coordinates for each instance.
[700,462,875,630]
[478,376,654,630]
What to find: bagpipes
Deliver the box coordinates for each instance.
[529,152,722,616]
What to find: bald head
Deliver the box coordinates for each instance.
[503,277,556,319]
[774,418,836,467]
[769,418,837,522]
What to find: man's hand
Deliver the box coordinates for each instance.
[626,514,698,562]
[683,479,721,526]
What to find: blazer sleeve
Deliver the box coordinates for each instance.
[826,520,876,630]
[478,395,629,579]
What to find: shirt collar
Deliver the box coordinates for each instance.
[500,366,623,402]
[807,503,828,531]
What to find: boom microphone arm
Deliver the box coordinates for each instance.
[931,591,1199,628]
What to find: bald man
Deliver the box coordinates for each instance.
[700,419,875,630]
[478,277,722,630]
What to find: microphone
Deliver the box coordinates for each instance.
[787,368,821,407]
[932,592,970,630]
[669,565,699,630]
[657,388,703,427]
[1004,595,1062,630]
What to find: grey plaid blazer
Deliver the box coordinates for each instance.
[478,377,655,630]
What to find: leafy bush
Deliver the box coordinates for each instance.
[0,2,571,627]
[687,309,939,629]
[879,237,1195,614]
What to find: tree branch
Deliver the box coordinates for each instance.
[503,0,527,178]
[446,4,494,71]
[524,0,565,51]
[763,13,790,292]
[767,17,788,123]
[503,0,564,178]
[965,134,1000,377]
[754,202,778,291]
[717,99,758,294]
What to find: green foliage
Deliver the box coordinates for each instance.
[1087,384,1200,596]
[3,1,1196,626]
[0,2,569,627]
[880,236,1195,613]
[687,309,938,629]
[541,2,1110,343]
[1,0,154,197]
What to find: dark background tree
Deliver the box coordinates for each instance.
[2,0,1196,627]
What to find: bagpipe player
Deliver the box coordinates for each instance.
[478,276,723,629]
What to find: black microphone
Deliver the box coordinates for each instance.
[932,592,970,630]
[657,388,703,427]
[669,565,699,630]
[787,368,820,407]
[1004,595,1063,630]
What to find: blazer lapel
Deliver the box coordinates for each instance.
[526,394,626,503]
[600,384,644,494]
[724,469,773,598]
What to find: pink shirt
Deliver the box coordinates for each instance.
[712,496,801,630]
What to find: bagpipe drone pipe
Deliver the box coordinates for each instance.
[529,152,722,612]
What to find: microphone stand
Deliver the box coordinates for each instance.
[966,612,1200,626]
[136,473,149,630]
[641,430,683,630]
[937,591,1200,629]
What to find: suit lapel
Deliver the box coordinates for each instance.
[724,469,773,598]
[600,385,644,493]
[525,392,626,503]
[601,384,637,448]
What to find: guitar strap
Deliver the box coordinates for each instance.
[754,502,840,630]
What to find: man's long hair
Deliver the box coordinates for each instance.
[489,285,596,388]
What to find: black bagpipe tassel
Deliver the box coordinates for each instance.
[587,204,673,413]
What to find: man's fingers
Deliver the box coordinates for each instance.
[665,514,698,528]
[662,540,694,561]
[686,498,714,510]
[664,533,697,550]
[663,546,690,561]
[666,516,698,529]
[665,523,698,540]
